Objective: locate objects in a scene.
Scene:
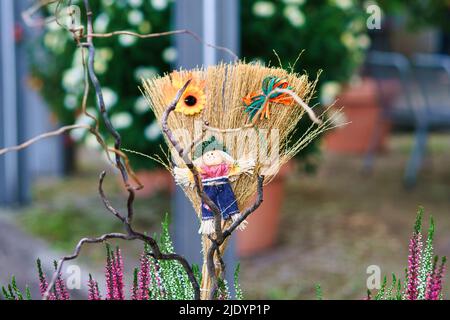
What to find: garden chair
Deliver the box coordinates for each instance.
[364,51,450,187]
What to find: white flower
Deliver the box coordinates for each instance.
[320,82,342,105]
[134,66,158,81]
[283,5,305,27]
[145,121,162,140]
[94,13,110,33]
[94,61,108,74]
[44,32,67,53]
[46,20,60,31]
[101,0,114,6]
[151,0,169,11]
[356,34,371,49]
[331,0,353,10]
[348,19,365,33]
[97,48,114,61]
[162,47,178,63]
[111,112,133,129]
[253,1,276,18]
[139,21,152,34]
[62,67,84,91]
[119,34,138,47]
[134,97,149,114]
[64,94,78,110]
[341,32,357,50]
[101,87,118,109]
[129,0,143,8]
[128,10,144,26]
[282,0,306,5]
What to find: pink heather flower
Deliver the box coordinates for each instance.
[55,274,70,300]
[37,259,55,300]
[138,253,150,300]
[88,274,102,300]
[105,246,115,300]
[425,257,446,300]
[112,247,125,300]
[406,232,423,300]
[53,261,70,300]
[131,268,139,300]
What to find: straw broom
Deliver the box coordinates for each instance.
[142,61,333,299]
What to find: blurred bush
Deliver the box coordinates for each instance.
[241,0,371,162]
[29,0,371,171]
[29,0,173,171]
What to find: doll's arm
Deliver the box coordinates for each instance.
[229,158,256,177]
[173,166,195,187]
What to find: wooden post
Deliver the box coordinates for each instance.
[173,0,240,299]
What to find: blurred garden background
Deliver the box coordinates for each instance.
[1,0,450,299]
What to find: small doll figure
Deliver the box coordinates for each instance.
[173,138,255,235]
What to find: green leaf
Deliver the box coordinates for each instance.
[414,206,424,234]
[234,263,244,300]
[315,284,323,300]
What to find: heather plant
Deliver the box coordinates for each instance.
[1,216,242,301]
[368,208,447,300]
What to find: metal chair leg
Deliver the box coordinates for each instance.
[404,128,428,188]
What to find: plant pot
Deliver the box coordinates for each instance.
[236,162,293,257]
[324,77,393,154]
[120,169,174,198]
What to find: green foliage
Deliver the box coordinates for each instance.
[18,206,124,251]
[314,283,323,300]
[234,263,244,300]
[377,0,450,33]
[1,276,31,301]
[414,206,424,234]
[157,213,196,300]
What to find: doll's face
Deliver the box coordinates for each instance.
[202,150,223,166]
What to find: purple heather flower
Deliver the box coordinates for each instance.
[138,252,150,300]
[112,247,125,300]
[37,259,55,300]
[131,268,139,300]
[88,274,102,300]
[406,232,423,300]
[105,245,115,300]
[54,261,70,300]
[425,257,446,300]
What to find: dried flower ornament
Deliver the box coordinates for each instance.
[243,76,294,122]
[162,72,206,116]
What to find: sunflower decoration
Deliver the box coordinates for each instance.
[162,72,206,116]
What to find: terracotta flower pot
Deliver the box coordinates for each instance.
[120,169,174,198]
[236,162,293,257]
[324,77,394,154]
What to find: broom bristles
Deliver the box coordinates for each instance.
[142,61,333,216]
